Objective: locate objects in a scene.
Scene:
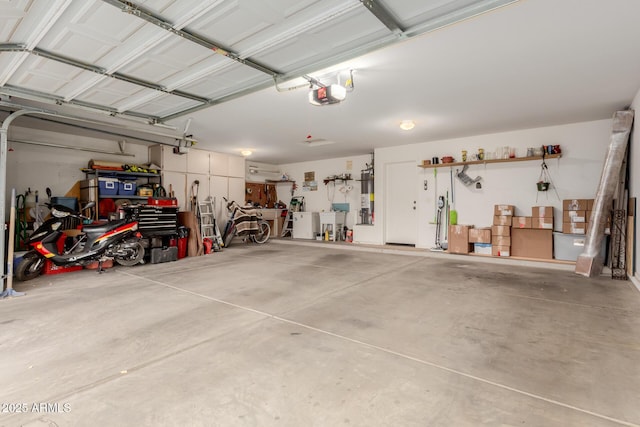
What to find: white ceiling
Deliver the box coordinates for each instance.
[1,0,640,164]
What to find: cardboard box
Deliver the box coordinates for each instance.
[469,228,492,243]
[563,199,592,211]
[511,228,553,259]
[587,199,594,211]
[512,216,532,228]
[473,243,492,255]
[562,222,586,234]
[532,217,554,230]
[494,204,515,216]
[493,236,511,246]
[492,245,510,257]
[493,215,512,226]
[532,206,553,218]
[491,225,511,236]
[563,210,587,223]
[448,225,473,254]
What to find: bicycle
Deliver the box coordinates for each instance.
[221,198,270,248]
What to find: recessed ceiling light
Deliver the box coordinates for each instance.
[400,120,415,131]
[241,150,252,156]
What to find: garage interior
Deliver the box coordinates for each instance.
[1,0,640,426]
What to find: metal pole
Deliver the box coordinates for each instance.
[1,188,24,297]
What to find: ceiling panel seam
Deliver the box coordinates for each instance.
[63,1,225,102]
[101,0,281,78]
[0,45,210,106]
[0,0,73,86]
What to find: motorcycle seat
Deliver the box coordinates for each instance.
[82,219,129,234]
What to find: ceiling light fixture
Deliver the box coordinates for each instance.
[241,150,252,156]
[400,120,415,131]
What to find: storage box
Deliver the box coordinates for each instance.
[494,204,515,216]
[532,217,553,230]
[43,260,83,275]
[469,228,491,243]
[511,228,553,259]
[448,225,473,254]
[563,199,592,211]
[563,210,587,223]
[474,243,492,255]
[147,197,178,207]
[532,206,553,218]
[50,196,78,211]
[587,199,595,211]
[80,178,98,202]
[492,245,510,257]
[553,232,607,261]
[512,216,532,229]
[118,180,137,196]
[491,225,511,236]
[493,215,512,226]
[150,246,178,264]
[99,177,119,196]
[493,236,511,246]
[563,222,586,234]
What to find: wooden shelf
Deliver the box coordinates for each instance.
[418,153,562,169]
[266,180,295,183]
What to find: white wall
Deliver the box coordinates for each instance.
[279,154,372,229]
[630,90,639,282]
[280,119,613,247]
[5,126,149,214]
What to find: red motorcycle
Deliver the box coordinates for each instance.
[16,202,145,281]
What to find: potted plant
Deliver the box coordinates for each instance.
[537,180,550,191]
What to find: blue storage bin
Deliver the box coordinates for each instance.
[99,178,118,196]
[118,180,137,196]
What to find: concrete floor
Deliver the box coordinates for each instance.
[1,240,639,427]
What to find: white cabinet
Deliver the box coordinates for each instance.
[187,148,210,174]
[210,152,229,176]
[149,145,187,172]
[293,212,319,239]
[162,171,187,211]
[211,175,230,230]
[228,177,245,205]
[187,173,209,205]
[228,155,245,178]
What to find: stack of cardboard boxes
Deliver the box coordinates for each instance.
[448,224,474,254]
[510,206,554,259]
[491,204,513,257]
[562,199,592,234]
[469,227,492,255]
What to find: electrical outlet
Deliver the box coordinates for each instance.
[424,180,428,190]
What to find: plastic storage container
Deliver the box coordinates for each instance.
[118,180,137,196]
[98,177,119,196]
[553,232,608,262]
[50,196,78,211]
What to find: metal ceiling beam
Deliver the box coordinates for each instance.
[101,0,281,78]
[360,0,405,34]
[0,85,161,122]
[23,46,210,104]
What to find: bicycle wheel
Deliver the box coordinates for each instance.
[252,221,270,244]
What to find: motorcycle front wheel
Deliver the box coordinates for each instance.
[114,241,145,266]
[15,251,45,281]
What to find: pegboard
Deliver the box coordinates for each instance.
[245,182,278,207]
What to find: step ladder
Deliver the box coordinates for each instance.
[281,196,304,237]
[198,197,223,251]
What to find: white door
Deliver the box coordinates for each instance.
[385,161,418,245]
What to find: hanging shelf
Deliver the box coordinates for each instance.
[418,153,561,169]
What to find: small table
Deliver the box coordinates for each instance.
[319,211,346,241]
